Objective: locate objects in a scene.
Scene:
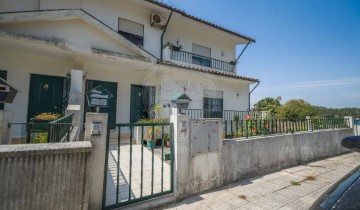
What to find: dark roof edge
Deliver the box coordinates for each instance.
[158,61,259,83]
[145,0,256,43]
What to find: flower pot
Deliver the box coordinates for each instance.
[146,140,155,149]
[30,119,52,131]
[172,46,181,51]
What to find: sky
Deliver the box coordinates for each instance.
[160,0,360,108]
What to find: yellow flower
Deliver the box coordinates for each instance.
[34,112,61,120]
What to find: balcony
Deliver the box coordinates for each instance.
[164,47,236,73]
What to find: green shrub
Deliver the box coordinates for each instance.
[32,132,48,143]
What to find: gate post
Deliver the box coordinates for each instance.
[85,113,108,210]
[170,112,191,199]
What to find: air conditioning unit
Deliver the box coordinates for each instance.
[150,13,167,28]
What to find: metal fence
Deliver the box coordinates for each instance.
[8,114,74,143]
[48,114,74,142]
[170,50,235,72]
[103,122,174,209]
[223,118,350,139]
[183,109,264,121]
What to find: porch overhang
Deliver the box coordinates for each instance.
[0,29,151,63]
[0,9,158,63]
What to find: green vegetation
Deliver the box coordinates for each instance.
[253,97,359,119]
[31,132,48,143]
[253,97,281,116]
[290,180,301,186]
[276,99,314,120]
[313,106,360,118]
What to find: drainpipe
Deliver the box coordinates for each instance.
[236,40,251,63]
[160,11,173,61]
[248,81,260,111]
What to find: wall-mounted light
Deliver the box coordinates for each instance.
[237,92,240,97]
[221,50,225,57]
[176,38,180,46]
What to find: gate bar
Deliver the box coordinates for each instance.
[128,125,133,201]
[116,125,121,204]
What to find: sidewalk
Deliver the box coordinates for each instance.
[160,152,360,210]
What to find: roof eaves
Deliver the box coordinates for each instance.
[145,0,256,43]
[158,61,259,83]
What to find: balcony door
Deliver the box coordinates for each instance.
[192,43,211,67]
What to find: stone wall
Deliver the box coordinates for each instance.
[172,111,354,199]
[0,141,92,210]
[220,128,353,185]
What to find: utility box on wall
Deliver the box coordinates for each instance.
[190,119,221,156]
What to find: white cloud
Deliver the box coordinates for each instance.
[257,77,360,91]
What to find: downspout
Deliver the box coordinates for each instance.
[160,11,173,61]
[236,40,251,63]
[248,81,260,111]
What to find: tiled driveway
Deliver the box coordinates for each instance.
[105,144,171,206]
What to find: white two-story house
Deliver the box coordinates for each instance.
[0,0,259,126]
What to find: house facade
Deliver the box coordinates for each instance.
[0,0,259,129]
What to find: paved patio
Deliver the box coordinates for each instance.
[105,144,171,206]
[160,152,360,210]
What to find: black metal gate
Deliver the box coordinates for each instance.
[103,123,174,209]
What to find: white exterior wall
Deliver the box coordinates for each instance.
[36,0,239,62]
[165,16,236,64]
[0,50,73,124]
[0,0,254,133]
[0,45,250,124]
[0,19,137,56]
[144,66,250,118]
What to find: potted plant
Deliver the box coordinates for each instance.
[163,42,183,51]
[146,126,160,149]
[30,112,62,130]
[230,60,237,65]
[164,133,170,147]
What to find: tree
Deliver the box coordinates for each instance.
[276,99,314,119]
[253,97,281,115]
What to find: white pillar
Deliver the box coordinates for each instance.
[86,113,108,210]
[0,110,13,144]
[65,69,84,140]
[68,69,84,106]
[344,116,353,129]
[170,113,191,199]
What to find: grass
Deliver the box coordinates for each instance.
[305,176,316,181]
[290,180,301,186]
[239,195,247,200]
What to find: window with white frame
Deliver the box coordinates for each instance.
[118,18,144,46]
[203,89,223,118]
[192,43,211,67]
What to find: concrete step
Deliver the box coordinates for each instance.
[114,194,175,210]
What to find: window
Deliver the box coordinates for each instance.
[118,18,144,46]
[192,43,211,67]
[203,90,223,118]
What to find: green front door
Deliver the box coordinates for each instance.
[27,74,64,120]
[85,80,117,125]
[130,85,155,123]
[0,70,7,110]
